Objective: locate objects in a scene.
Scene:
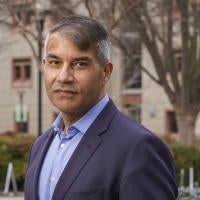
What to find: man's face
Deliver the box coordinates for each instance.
[43,33,112,121]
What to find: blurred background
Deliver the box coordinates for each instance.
[0,0,199,199]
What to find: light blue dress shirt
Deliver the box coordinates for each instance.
[38,95,109,200]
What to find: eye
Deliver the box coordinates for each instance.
[73,61,88,69]
[47,59,62,68]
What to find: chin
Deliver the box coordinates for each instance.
[55,102,80,113]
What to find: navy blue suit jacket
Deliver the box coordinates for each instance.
[25,100,178,200]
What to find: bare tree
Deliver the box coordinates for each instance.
[119,0,200,145]
[0,0,41,62]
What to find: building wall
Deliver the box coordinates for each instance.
[0,25,54,134]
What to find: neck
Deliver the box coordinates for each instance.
[62,96,106,129]
[61,112,83,129]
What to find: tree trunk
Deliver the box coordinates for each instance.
[176,111,196,146]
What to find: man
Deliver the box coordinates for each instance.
[25,15,178,200]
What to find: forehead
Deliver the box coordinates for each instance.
[46,33,73,51]
[45,33,96,56]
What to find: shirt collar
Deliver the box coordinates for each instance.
[52,95,109,135]
[52,113,64,133]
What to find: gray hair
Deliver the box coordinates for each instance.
[44,15,111,66]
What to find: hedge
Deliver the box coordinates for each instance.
[169,143,200,187]
[0,132,35,191]
[0,133,200,191]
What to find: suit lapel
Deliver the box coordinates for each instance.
[26,127,55,200]
[52,100,117,200]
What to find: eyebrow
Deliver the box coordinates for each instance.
[45,54,92,62]
[72,56,92,62]
[45,54,61,60]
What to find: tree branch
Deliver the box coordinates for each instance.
[142,1,165,44]
[141,64,161,85]
[133,9,176,104]
[176,0,190,110]
[110,0,141,30]
[19,29,39,65]
[84,0,93,17]
[164,0,180,94]
[111,33,130,56]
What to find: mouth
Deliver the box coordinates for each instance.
[53,89,78,97]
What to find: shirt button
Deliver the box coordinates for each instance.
[51,177,55,182]
[60,143,65,148]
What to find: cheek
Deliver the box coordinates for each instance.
[44,75,49,88]
[44,69,56,84]
[44,73,54,93]
[81,73,104,93]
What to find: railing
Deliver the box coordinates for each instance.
[179,167,200,199]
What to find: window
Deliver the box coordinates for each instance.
[24,65,31,79]
[166,111,178,134]
[123,38,142,90]
[12,58,32,87]
[123,55,142,89]
[14,66,21,80]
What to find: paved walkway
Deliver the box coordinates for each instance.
[0,193,24,200]
[0,197,23,200]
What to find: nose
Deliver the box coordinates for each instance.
[57,65,74,83]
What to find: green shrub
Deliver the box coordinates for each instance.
[0,132,35,191]
[169,143,200,187]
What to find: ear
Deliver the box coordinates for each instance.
[102,62,113,84]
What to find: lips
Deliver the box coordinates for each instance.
[53,89,78,97]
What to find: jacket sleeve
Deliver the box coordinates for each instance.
[119,134,178,200]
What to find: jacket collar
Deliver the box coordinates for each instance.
[25,127,55,200]
[52,99,118,199]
